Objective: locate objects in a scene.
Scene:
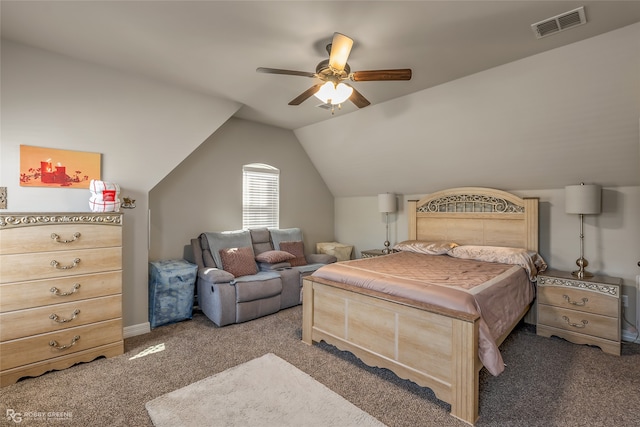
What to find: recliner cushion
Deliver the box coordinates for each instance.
[249,228,273,255]
[203,230,253,269]
[234,275,282,303]
[269,228,303,250]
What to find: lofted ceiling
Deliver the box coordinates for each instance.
[2,1,640,131]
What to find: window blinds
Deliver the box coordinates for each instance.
[242,164,279,229]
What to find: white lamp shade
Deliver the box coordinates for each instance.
[378,193,397,213]
[565,184,602,214]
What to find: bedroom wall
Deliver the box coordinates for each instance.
[0,40,241,330]
[148,117,335,261]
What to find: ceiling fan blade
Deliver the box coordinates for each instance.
[288,84,322,106]
[328,32,353,72]
[256,67,315,78]
[349,87,371,109]
[351,69,412,81]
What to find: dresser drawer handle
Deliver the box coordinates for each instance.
[51,232,81,243]
[50,258,81,270]
[562,316,588,329]
[50,283,81,296]
[49,309,80,323]
[49,335,80,350]
[562,295,588,306]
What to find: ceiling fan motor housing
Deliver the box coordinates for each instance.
[316,59,350,80]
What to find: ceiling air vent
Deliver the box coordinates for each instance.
[531,6,587,39]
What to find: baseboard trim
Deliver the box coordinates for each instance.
[124,322,151,339]
[622,328,640,344]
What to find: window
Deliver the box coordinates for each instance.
[242,163,279,229]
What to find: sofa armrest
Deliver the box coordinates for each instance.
[306,253,337,264]
[198,267,235,284]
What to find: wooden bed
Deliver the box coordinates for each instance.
[302,187,539,425]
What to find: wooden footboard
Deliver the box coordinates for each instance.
[302,277,481,425]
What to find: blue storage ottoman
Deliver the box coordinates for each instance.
[149,259,198,328]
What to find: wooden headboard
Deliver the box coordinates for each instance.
[408,187,539,252]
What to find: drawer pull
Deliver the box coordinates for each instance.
[50,258,81,270]
[562,316,588,329]
[49,309,80,323]
[49,335,80,350]
[563,295,588,306]
[51,232,81,243]
[50,283,81,296]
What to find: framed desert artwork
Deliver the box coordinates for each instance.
[20,145,101,189]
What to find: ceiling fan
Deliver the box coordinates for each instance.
[257,32,412,111]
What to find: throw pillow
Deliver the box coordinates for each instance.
[218,247,258,277]
[255,250,296,264]
[279,241,307,267]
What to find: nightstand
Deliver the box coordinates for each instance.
[536,269,621,355]
[361,249,392,258]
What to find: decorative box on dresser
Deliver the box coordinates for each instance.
[537,269,621,355]
[0,212,124,386]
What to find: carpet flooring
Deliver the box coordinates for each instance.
[145,353,385,426]
[1,305,639,426]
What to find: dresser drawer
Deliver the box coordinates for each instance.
[0,224,121,255]
[0,271,121,312]
[537,285,617,317]
[537,304,619,341]
[0,247,122,284]
[0,318,122,371]
[0,295,122,341]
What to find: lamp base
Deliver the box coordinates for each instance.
[571,270,594,279]
[382,240,391,254]
[571,257,594,279]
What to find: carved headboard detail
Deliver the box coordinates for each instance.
[408,187,539,252]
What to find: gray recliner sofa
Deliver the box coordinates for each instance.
[191,227,336,326]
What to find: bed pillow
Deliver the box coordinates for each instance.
[279,241,307,267]
[449,245,547,281]
[255,250,296,264]
[393,240,458,255]
[218,247,258,277]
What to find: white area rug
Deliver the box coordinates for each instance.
[145,353,386,427]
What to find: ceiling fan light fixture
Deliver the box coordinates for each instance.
[314,81,353,105]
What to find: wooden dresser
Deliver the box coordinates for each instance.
[0,212,123,386]
[537,269,621,355]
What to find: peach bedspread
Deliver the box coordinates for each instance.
[311,251,535,375]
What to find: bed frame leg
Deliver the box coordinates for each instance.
[302,279,314,345]
[450,318,479,425]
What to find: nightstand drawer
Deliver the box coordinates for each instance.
[537,285,617,317]
[538,304,619,341]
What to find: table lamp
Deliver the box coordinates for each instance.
[378,193,397,254]
[565,183,601,278]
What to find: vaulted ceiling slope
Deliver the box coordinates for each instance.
[2,1,639,196]
[2,1,639,130]
[296,21,640,196]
